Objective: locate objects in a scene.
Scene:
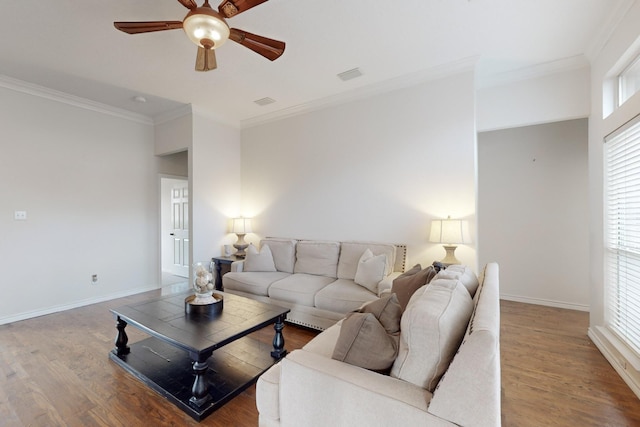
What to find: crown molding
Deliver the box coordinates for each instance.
[190,105,242,129]
[477,55,590,89]
[153,104,193,125]
[0,74,154,125]
[240,56,479,129]
[585,0,637,61]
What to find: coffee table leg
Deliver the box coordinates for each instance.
[114,316,130,356]
[270,314,287,359]
[189,355,211,408]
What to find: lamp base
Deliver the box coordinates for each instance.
[233,233,248,258]
[439,245,461,266]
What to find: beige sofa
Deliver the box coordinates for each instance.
[222,238,407,330]
[256,262,501,427]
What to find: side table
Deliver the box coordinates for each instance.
[212,255,242,290]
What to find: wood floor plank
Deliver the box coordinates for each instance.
[1,290,639,426]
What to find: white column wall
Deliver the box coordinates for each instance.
[190,111,242,265]
[241,71,477,269]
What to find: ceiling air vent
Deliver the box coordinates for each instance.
[337,67,363,81]
[254,97,276,106]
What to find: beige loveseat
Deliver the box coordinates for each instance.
[222,238,407,330]
[256,262,501,427]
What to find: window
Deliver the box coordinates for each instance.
[604,115,640,357]
[618,56,640,106]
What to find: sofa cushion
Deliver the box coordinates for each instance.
[391,265,437,311]
[223,271,290,296]
[332,294,402,371]
[294,241,340,277]
[268,273,336,306]
[337,242,396,280]
[243,244,277,272]
[314,279,378,314]
[354,249,387,293]
[391,279,473,392]
[261,238,297,273]
[438,265,480,297]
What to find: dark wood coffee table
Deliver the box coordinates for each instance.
[108,291,289,421]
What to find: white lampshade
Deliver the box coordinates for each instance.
[183,8,230,49]
[429,216,471,244]
[231,217,252,234]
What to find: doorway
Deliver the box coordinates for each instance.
[161,177,189,280]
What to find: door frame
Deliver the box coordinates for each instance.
[160,174,190,280]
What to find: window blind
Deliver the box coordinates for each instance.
[604,115,640,357]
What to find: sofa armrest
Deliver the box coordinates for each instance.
[377,271,401,296]
[273,350,444,427]
[230,260,244,272]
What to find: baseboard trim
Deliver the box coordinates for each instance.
[0,285,158,326]
[500,293,589,312]
[588,327,640,399]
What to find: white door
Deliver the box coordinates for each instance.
[170,185,189,277]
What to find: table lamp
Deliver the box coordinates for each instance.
[231,217,252,258]
[429,216,470,265]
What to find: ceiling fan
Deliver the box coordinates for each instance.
[114,0,285,72]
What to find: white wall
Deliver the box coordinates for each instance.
[477,66,590,132]
[0,86,169,324]
[587,0,640,398]
[191,110,242,264]
[155,111,191,156]
[241,71,478,269]
[478,119,589,310]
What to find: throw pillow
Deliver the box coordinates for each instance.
[331,294,402,371]
[391,265,437,312]
[361,292,402,335]
[243,244,277,272]
[354,249,387,293]
[331,312,398,371]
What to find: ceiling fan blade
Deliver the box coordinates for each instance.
[218,0,268,18]
[229,28,285,61]
[195,47,218,72]
[177,0,198,9]
[114,21,183,34]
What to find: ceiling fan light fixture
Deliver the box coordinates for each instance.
[183,9,230,49]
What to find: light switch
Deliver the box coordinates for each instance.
[14,211,27,220]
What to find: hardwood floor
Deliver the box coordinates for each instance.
[0,291,639,426]
[500,300,640,426]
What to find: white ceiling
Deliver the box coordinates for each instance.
[0,0,633,127]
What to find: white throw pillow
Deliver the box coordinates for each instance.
[354,249,387,293]
[243,244,277,272]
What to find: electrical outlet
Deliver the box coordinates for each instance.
[92,274,98,284]
[14,211,27,220]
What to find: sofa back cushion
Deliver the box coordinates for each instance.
[294,240,340,277]
[390,278,473,392]
[337,242,397,280]
[435,265,479,297]
[261,238,297,273]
